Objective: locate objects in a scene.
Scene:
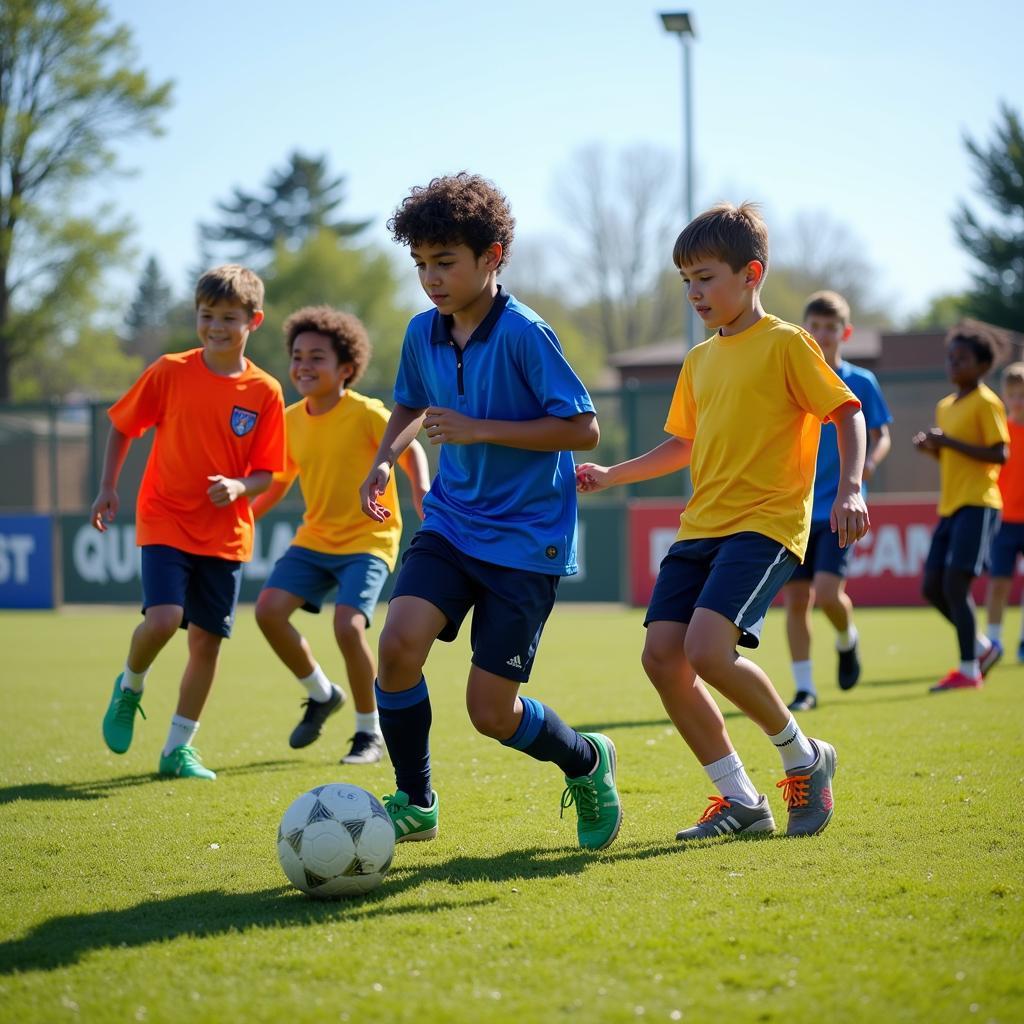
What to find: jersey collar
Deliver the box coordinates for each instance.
[430,286,511,345]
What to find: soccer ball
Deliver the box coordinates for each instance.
[277,783,395,898]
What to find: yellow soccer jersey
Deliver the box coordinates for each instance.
[277,391,402,568]
[935,384,1009,517]
[664,315,859,559]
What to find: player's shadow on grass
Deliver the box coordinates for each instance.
[0,759,302,805]
[575,708,745,733]
[0,839,681,974]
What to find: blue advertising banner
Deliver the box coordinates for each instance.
[0,514,54,609]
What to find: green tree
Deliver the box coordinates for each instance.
[0,0,172,400]
[253,230,411,395]
[123,254,174,363]
[200,151,371,265]
[954,103,1024,331]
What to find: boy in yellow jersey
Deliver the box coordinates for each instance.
[984,363,1024,662]
[578,202,868,840]
[914,321,1008,692]
[253,307,429,763]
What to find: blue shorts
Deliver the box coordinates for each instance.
[789,521,852,582]
[141,544,243,638]
[390,530,559,683]
[264,546,390,625]
[645,533,799,649]
[989,521,1024,578]
[925,505,1001,578]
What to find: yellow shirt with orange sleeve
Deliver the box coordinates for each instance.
[108,349,286,562]
[664,315,860,560]
[276,390,403,570]
[935,384,1009,517]
[998,420,1024,524]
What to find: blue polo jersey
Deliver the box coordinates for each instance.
[394,287,594,575]
[811,360,892,523]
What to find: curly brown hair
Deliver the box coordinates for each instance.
[946,318,1009,370]
[283,305,371,386]
[387,172,515,270]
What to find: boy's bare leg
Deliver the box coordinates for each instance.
[255,587,316,677]
[782,582,813,662]
[176,624,222,720]
[684,608,791,735]
[642,620,733,765]
[814,572,853,634]
[377,596,446,692]
[126,604,183,675]
[986,577,1011,627]
[334,604,377,714]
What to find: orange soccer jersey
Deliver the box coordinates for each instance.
[999,420,1024,524]
[108,349,286,562]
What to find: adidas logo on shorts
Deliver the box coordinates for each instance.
[506,654,523,669]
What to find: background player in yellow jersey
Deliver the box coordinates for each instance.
[914,320,1008,692]
[253,306,429,763]
[578,202,868,841]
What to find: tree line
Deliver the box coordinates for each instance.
[2,0,1021,403]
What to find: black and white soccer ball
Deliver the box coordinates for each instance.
[277,783,395,898]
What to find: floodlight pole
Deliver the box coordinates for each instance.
[660,12,699,350]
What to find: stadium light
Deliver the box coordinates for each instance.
[659,11,699,349]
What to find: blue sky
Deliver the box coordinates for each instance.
[100,0,1022,321]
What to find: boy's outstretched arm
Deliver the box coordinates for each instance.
[577,436,693,494]
[361,403,427,522]
[397,437,430,520]
[422,408,599,453]
[830,402,869,547]
[913,427,1007,465]
[90,426,133,532]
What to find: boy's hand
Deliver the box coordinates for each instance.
[576,462,612,493]
[913,428,944,452]
[831,487,869,548]
[423,407,479,446]
[90,487,119,533]
[360,462,393,522]
[207,475,245,507]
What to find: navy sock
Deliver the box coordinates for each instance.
[502,696,596,778]
[375,677,432,807]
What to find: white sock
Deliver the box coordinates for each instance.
[704,752,760,807]
[791,659,816,696]
[769,716,816,772]
[987,623,1003,643]
[836,624,858,652]
[298,664,333,702]
[163,715,199,756]
[122,664,148,693]
[355,710,381,736]
[960,659,981,678]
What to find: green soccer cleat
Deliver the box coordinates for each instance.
[384,790,438,842]
[561,732,622,851]
[158,745,216,780]
[102,674,146,754]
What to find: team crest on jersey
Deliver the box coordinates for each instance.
[230,406,258,437]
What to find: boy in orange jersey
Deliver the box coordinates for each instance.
[90,265,286,779]
[984,362,1024,661]
[914,321,1008,692]
[578,202,868,841]
[252,306,429,764]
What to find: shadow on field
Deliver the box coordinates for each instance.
[0,759,301,805]
[574,709,745,733]
[0,839,680,974]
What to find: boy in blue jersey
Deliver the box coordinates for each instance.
[782,292,893,710]
[359,172,621,850]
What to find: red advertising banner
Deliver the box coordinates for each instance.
[627,496,1022,607]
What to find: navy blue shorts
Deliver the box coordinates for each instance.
[645,532,799,649]
[389,530,559,683]
[789,520,852,582]
[990,521,1024,578]
[264,546,390,625]
[140,544,243,638]
[924,505,1001,578]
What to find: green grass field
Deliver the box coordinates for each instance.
[1,604,1022,1023]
